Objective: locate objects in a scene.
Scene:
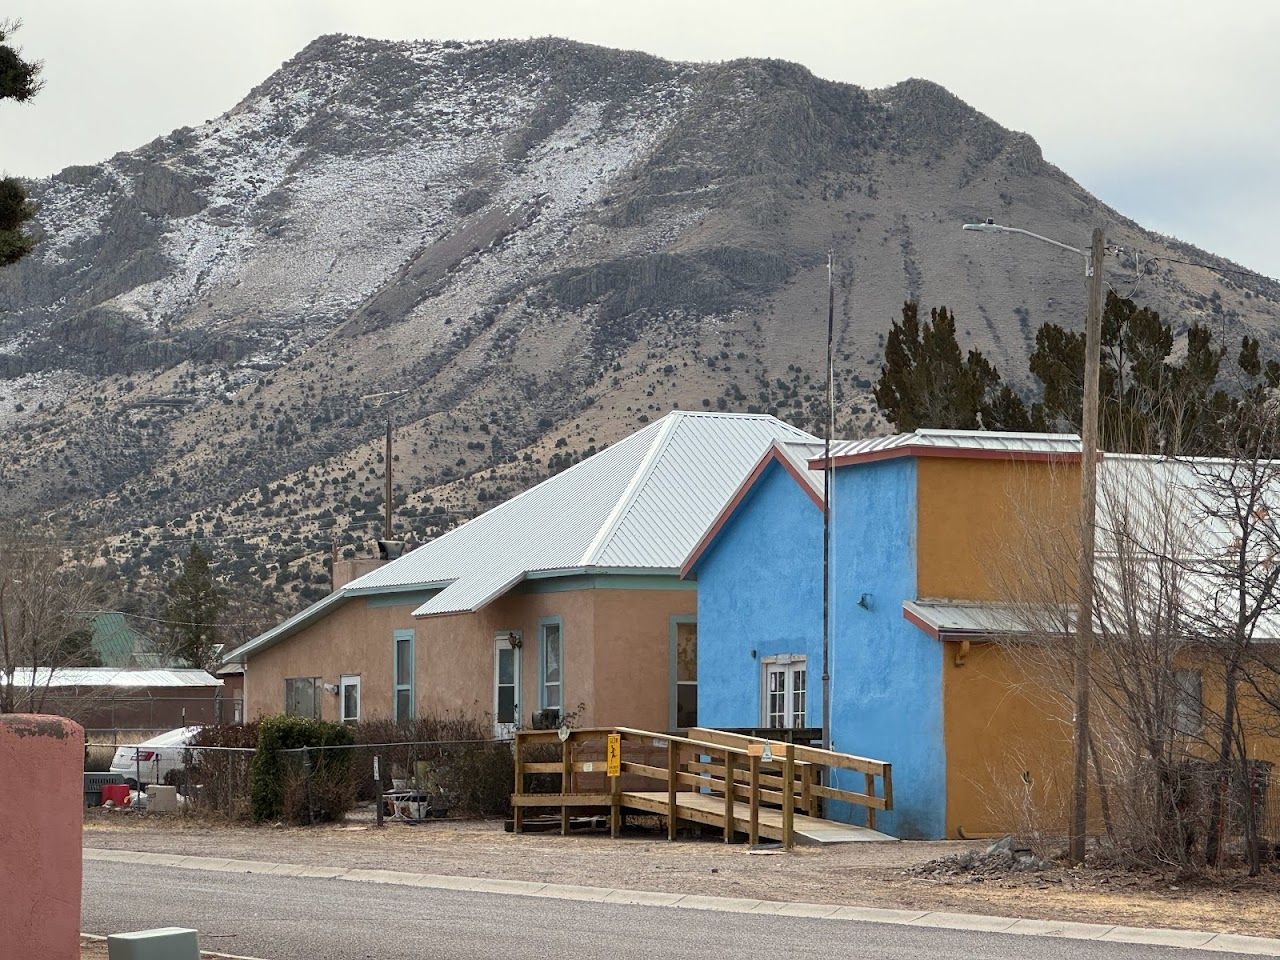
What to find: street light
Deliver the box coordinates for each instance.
[963,218,1106,866]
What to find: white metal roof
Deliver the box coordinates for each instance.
[825,428,1082,463]
[225,411,816,658]
[3,667,223,688]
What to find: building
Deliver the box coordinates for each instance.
[223,411,816,732]
[684,429,1280,839]
[4,667,226,733]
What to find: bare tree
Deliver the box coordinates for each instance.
[983,458,1222,869]
[1176,405,1280,874]
[0,522,106,714]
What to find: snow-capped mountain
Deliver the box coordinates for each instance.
[1,36,1275,604]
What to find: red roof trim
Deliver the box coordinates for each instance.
[680,445,822,579]
[810,445,1083,470]
[902,604,941,640]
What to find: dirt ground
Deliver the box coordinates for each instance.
[82,809,1280,938]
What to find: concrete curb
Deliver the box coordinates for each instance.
[84,847,1280,955]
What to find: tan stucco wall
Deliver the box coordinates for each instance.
[244,584,696,732]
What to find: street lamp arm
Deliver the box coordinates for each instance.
[962,222,1086,258]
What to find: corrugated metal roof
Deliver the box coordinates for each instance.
[3,667,223,688]
[904,599,1044,636]
[225,412,816,655]
[825,428,1081,464]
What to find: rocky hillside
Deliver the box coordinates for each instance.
[2,35,1276,608]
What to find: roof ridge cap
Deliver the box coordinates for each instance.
[580,411,681,565]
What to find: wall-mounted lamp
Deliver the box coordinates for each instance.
[323,682,340,695]
[506,631,523,649]
[857,593,872,610]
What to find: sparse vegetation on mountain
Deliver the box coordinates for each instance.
[0,36,1276,614]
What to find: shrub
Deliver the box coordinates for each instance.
[185,722,259,820]
[353,713,513,817]
[250,715,355,824]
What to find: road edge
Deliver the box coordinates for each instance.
[84,847,1280,956]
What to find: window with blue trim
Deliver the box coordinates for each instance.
[539,619,562,714]
[393,629,414,723]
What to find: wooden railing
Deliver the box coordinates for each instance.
[511,726,892,849]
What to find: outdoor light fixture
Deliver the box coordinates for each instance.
[506,631,522,649]
[858,593,872,610]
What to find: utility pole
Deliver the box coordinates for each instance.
[384,417,393,543]
[1069,226,1106,865]
[821,251,835,753]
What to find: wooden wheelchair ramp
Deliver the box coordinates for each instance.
[512,726,896,848]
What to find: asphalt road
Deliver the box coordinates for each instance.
[84,861,1229,960]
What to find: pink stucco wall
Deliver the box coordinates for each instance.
[0,714,84,959]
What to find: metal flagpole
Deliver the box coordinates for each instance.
[821,251,835,753]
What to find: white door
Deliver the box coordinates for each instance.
[494,634,522,738]
[762,656,807,729]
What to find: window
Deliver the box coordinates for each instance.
[762,656,807,729]
[394,629,415,724]
[539,619,563,714]
[340,675,361,723]
[284,677,320,719]
[672,618,697,729]
[1174,669,1202,734]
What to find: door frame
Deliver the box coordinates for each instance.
[760,654,807,729]
[493,631,523,737]
[339,674,361,723]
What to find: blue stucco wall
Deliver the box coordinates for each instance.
[830,459,945,839]
[694,462,823,729]
[694,456,948,839]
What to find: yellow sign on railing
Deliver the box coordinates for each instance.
[606,733,621,778]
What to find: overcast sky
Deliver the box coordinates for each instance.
[4,1,1278,276]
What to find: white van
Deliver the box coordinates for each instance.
[109,726,202,789]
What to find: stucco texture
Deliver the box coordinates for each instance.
[832,458,946,839]
[694,461,824,729]
[244,583,694,733]
[0,714,84,960]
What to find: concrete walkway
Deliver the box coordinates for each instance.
[84,847,1280,955]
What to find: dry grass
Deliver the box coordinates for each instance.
[83,809,1280,937]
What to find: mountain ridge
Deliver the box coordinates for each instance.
[1,35,1274,611]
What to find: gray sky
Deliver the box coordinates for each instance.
[5,0,1278,276]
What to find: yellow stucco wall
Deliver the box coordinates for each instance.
[243,584,695,732]
[916,456,1081,836]
[916,457,1080,601]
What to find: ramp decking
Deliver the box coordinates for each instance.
[512,726,895,848]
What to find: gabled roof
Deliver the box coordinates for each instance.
[815,428,1082,468]
[681,440,825,578]
[225,412,816,660]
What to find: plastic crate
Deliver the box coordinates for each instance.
[84,771,126,807]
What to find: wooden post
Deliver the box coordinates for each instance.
[667,739,679,841]
[864,772,876,831]
[748,753,760,847]
[1070,225,1106,865]
[781,744,795,850]
[560,736,571,836]
[723,751,736,842]
[512,735,524,834]
[610,771,621,839]
[801,765,814,815]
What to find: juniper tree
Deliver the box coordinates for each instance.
[874,302,1030,431]
[166,543,225,670]
[0,19,41,267]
